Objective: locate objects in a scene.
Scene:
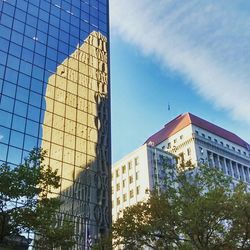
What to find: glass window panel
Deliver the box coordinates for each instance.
[0,65,4,79]
[90,16,98,27]
[26,120,39,137]
[12,115,26,133]
[21,48,33,63]
[7,146,22,165]
[24,134,38,151]
[0,37,10,53]
[0,110,12,128]
[27,105,40,122]
[30,78,43,94]
[0,95,14,113]
[0,144,8,162]
[9,43,22,58]
[49,25,59,39]
[15,8,26,22]
[70,25,79,37]
[26,14,38,28]
[45,58,57,73]
[29,91,42,108]
[20,60,32,75]
[50,5,60,17]
[18,73,31,89]
[3,3,15,16]
[60,20,70,33]
[39,9,49,22]
[23,36,35,51]
[36,31,47,45]
[35,42,46,56]
[2,82,16,98]
[40,0,50,11]
[13,19,25,33]
[100,21,107,33]
[48,36,58,50]
[10,130,24,148]
[16,0,28,11]
[7,55,20,71]
[37,19,49,33]
[50,15,60,27]
[11,30,24,46]
[5,68,18,84]
[90,6,98,18]
[59,30,69,44]
[99,12,107,23]
[16,86,29,103]
[0,126,10,144]
[99,3,107,14]
[72,6,80,17]
[0,25,11,40]
[14,100,28,117]
[0,51,7,65]
[61,11,70,23]
[71,15,80,28]
[1,13,13,28]
[34,53,45,68]
[28,4,39,16]
[25,25,36,38]
[32,65,44,81]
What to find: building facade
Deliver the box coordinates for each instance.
[112,144,176,221]
[145,113,250,190]
[0,0,111,248]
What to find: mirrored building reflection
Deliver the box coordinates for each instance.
[0,0,111,248]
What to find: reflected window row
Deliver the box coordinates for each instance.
[1,0,107,33]
[0,18,107,56]
[0,48,107,78]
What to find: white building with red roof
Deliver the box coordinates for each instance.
[145,112,250,186]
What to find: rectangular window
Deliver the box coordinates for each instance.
[136,186,140,195]
[134,157,139,166]
[136,171,139,180]
[129,190,134,199]
[122,165,126,174]
[117,197,120,206]
[187,148,191,156]
[129,176,133,184]
[116,169,120,178]
[116,183,120,191]
[123,194,127,202]
[128,161,132,170]
[122,179,126,188]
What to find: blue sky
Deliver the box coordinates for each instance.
[110,0,250,163]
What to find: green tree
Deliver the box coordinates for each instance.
[111,164,250,250]
[0,148,75,250]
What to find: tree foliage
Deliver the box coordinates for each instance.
[0,148,75,249]
[111,164,250,250]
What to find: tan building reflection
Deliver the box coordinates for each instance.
[42,31,110,246]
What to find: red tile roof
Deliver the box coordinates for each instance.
[145,113,250,150]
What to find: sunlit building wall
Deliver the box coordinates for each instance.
[112,144,176,221]
[145,113,250,190]
[0,0,111,248]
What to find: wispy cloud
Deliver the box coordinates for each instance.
[110,0,250,123]
[0,135,3,140]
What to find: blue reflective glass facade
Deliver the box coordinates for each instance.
[0,0,111,248]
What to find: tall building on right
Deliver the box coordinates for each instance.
[145,113,250,187]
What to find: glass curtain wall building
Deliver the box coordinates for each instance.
[0,0,111,248]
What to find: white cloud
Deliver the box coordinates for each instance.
[0,135,3,140]
[110,0,250,123]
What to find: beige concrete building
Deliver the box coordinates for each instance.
[112,144,176,221]
[145,113,250,190]
[42,31,111,247]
